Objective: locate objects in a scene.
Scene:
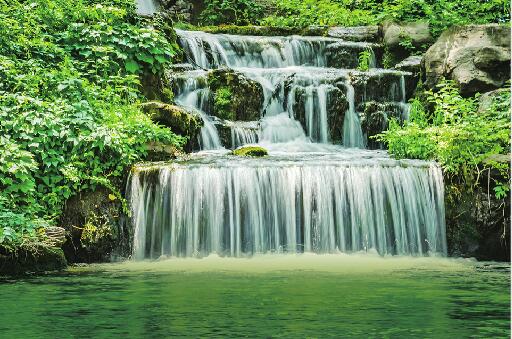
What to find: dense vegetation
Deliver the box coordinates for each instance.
[198,0,510,36]
[0,0,182,250]
[377,81,510,198]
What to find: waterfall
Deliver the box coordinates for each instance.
[229,122,259,148]
[343,82,365,148]
[130,155,447,259]
[129,28,447,260]
[173,71,223,149]
[135,0,158,16]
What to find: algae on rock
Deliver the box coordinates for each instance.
[0,245,67,275]
[232,146,268,157]
[142,101,203,137]
[207,69,264,121]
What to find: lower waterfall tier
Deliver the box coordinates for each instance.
[129,149,447,259]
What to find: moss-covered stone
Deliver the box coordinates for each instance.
[445,180,510,261]
[142,101,203,137]
[59,187,127,263]
[191,25,328,36]
[349,71,416,107]
[326,43,383,69]
[145,141,184,161]
[207,69,263,121]
[0,244,67,276]
[360,101,405,149]
[140,72,174,102]
[232,146,268,157]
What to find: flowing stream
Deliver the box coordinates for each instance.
[129,29,447,259]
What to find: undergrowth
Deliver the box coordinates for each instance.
[0,0,183,250]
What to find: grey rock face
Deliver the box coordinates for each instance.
[327,26,380,42]
[382,21,432,49]
[423,24,511,96]
[478,88,510,113]
[394,55,423,74]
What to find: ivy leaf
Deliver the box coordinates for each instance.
[125,59,140,73]
[136,53,154,65]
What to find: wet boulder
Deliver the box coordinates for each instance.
[140,72,175,103]
[232,146,268,157]
[360,101,406,149]
[423,25,511,96]
[348,71,415,107]
[394,55,422,75]
[289,85,348,144]
[327,26,380,42]
[327,86,349,144]
[382,21,432,50]
[0,245,67,275]
[326,42,382,69]
[215,120,260,149]
[145,141,184,160]
[207,69,264,121]
[141,101,203,137]
[445,181,510,261]
[59,187,127,263]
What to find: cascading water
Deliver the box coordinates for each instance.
[129,29,447,260]
[135,0,158,16]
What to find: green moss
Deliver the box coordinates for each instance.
[213,87,235,120]
[207,70,263,121]
[201,25,327,36]
[0,244,67,276]
[232,146,268,157]
[142,101,203,137]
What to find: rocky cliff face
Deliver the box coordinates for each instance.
[423,24,510,96]
[445,181,510,261]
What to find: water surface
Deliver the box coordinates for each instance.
[0,256,509,338]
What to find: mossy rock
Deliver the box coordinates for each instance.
[0,244,67,276]
[232,146,268,157]
[445,180,510,261]
[360,101,405,149]
[326,42,383,69]
[195,25,328,36]
[207,69,263,121]
[349,71,416,107]
[141,101,203,138]
[59,187,126,263]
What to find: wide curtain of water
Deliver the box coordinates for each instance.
[129,29,447,260]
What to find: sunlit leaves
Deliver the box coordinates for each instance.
[0,0,184,245]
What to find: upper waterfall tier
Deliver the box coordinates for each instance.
[129,150,447,259]
[177,29,377,69]
[171,67,412,147]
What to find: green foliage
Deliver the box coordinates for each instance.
[199,0,263,26]
[261,0,379,27]
[357,50,372,71]
[0,0,184,247]
[260,0,510,37]
[377,80,510,197]
[213,87,235,120]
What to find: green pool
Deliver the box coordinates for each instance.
[0,255,509,338]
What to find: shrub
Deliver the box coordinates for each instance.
[377,80,510,197]
[258,0,510,37]
[0,0,184,248]
[198,0,263,26]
